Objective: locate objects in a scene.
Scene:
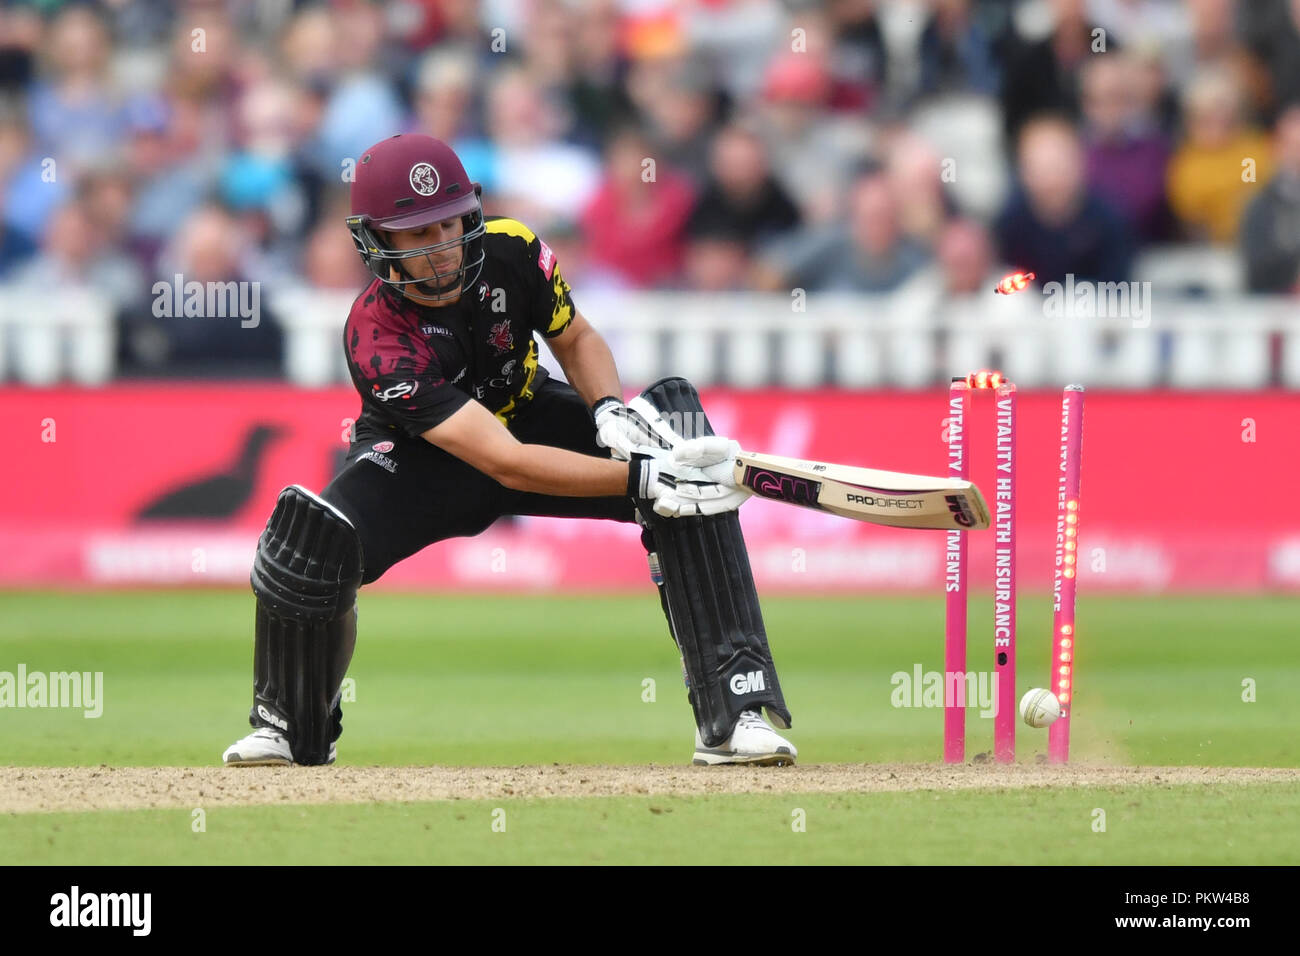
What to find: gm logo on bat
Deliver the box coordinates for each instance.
[946,494,978,527]
[745,468,820,506]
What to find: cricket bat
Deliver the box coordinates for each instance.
[733,450,989,530]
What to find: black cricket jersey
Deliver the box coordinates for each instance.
[343,217,577,441]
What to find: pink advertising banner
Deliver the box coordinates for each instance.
[1,384,1297,592]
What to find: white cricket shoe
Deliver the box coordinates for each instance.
[693,709,797,766]
[222,727,336,767]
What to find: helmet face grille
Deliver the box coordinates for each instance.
[347,209,486,302]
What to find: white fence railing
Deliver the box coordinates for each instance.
[2,285,1297,388]
[0,289,117,386]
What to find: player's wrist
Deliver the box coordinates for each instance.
[591,395,624,422]
[627,455,663,500]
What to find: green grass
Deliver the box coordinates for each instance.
[0,590,1297,767]
[6,784,1298,865]
[3,590,1298,864]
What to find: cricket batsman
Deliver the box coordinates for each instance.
[222,134,796,768]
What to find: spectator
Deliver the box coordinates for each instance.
[1129,45,1181,138]
[122,205,283,377]
[1167,68,1272,242]
[894,218,1046,387]
[1080,53,1173,242]
[756,52,874,226]
[1180,0,1274,122]
[686,122,800,252]
[519,0,580,97]
[565,0,634,149]
[166,6,239,106]
[483,66,602,233]
[757,171,929,293]
[1240,105,1300,292]
[626,57,720,187]
[579,125,695,288]
[302,210,371,291]
[1086,0,1192,78]
[423,0,495,52]
[683,0,787,102]
[0,4,41,96]
[25,5,125,167]
[223,77,317,286]
[683,220,754,292]
[124,92,216,269]
[820,0,888,112]
[1238,0,1300,119]
[922,0,1002,97]
[0,103,40,275]
[894,217,1002,324]
[1000,0,1102,146]
[412,48,483,146]
[11,201,141,310]
[410,48,496,192]
[884,129,955,249]
[932,217,999,296]
[995,115,1135,284]
[81,165,135,255]
[311,3,405,175]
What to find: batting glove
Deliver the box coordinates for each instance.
[593,396,668,462]
[671,435,743,487]
[628,453,750,518]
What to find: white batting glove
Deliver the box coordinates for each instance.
[671,436,742,487]
[593,396,667,462]
[628,454,750,518]
[653,480,751,518]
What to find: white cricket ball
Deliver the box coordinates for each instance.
[1019,688,1061,728]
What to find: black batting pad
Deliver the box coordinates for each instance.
[636,378,792,746]
[248,485,363,764]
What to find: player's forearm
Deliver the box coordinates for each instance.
[560,326,622,408]
[498,443,628,497]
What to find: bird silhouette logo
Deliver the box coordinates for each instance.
[135,424,285,521]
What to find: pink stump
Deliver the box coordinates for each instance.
[993,382,1016,763]
[944,378,969,763]
[1049,386,1085,763]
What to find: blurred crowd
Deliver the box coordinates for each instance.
[1,0,1299,377]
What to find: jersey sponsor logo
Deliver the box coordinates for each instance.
[257,704,289,731]
[729,671,766,695]
[420,323,453,338]
[373,381,418,403]
[537,239,556,279]
[358,450,397,473]
[372,440,394,453]
[477,281,490,302]
[488,319,513,354]
[473,358,519,400]
[409,162,440,196]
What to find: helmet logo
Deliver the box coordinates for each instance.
[409,163,440,196]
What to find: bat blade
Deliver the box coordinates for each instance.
[734,451,990,530]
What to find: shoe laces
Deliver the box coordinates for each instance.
[736,709,767,731]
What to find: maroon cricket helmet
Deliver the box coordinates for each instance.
[346,133,486,300]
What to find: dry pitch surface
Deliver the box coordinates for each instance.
[3,765,1296,814]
